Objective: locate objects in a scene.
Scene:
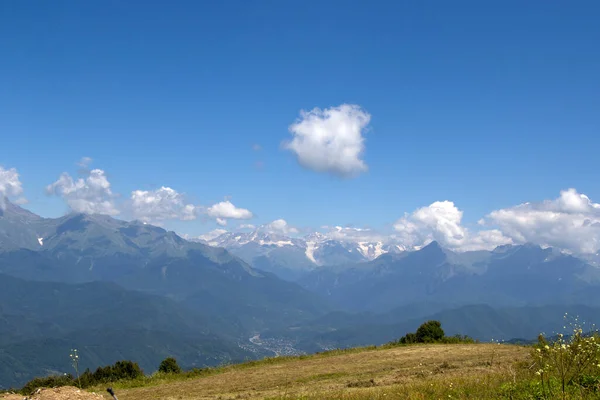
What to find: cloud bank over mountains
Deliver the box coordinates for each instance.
[4,157,600,257]
[3,105,599,257]
[4,158,600,256]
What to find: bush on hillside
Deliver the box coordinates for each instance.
[415,320,445,343]
[86,360,144,383]
[20,374,74,395]
[20,360,144,394]
[394,320,474,345]
[158,357,182,374]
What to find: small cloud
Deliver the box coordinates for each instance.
[198,228,228,241]
[206,200,253,227]
[252,144,262,151]
[77,157,93,168]
[216,218,227,226]
[13,197,29,205]
[283,104,370,178]
[263,219,298,235]
[130,186,197,223]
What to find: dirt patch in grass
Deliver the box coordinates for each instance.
[1,386,105,400]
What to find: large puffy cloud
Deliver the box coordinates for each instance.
[484,188,600,254]
[47,169,119,215]
[393,201,512,251]
[284,104,370,177]
[206,201,253,226]
[130,186,197,223]
[0,167,26,208]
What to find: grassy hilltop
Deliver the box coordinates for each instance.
[87,344,529,399]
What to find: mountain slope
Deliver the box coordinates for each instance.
[269,303,600,352]
[0,205,329,333]
[299,241,600,312]
[0,274,252,388]
[204,229,404,278]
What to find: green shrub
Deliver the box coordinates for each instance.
[20,374,74,395]
[91,360,144,383]
[398,332,417,344]
[415,320,445,343]
[441,334,476,344]
[532,326,600,398]
[394,321,474,345]
[20,360,144,393]
[158,357,182,374]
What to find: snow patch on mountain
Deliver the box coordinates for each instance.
[206,227,405,267]
[305,240,318,264]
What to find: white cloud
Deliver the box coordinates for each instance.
[484,188,600,254]
[216,218,227,226]
[206,201,253,226]
[198,228,228,242]
[47,169,119,215]
[393,201,512,251]
[321,226,386,243]
[239,224,256,230]
[130,186,197,223]
[0,167,26,209]
[77,157,93,168]
[284,104,370,177]
[263,219,299,235]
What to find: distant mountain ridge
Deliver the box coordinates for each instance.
[199,228,405,280]
[0,201,329,333]
[298,241,600,312]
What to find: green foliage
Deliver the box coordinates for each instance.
[415,320,445,342]
[158,357,182,374]
[394,320,473,345]
[530,314,600,398]
[19,360,143,394]
[398,332,417,344]
[440,334,477,344]
[20,374,74,395]
[87,360,144,383]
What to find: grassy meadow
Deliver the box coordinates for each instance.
[85,343,534,399]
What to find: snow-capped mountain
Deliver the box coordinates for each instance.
[195,227,406,280]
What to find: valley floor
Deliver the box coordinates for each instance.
[93,344,530,399]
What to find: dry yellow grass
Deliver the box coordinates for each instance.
[97,344,529,400]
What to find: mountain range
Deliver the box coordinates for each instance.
[199,229,404,280]
[3,199,600,388]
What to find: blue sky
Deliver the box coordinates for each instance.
[1,1,600,251]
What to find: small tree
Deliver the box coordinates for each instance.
[158,357,182,374]
[415,320,445,343]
